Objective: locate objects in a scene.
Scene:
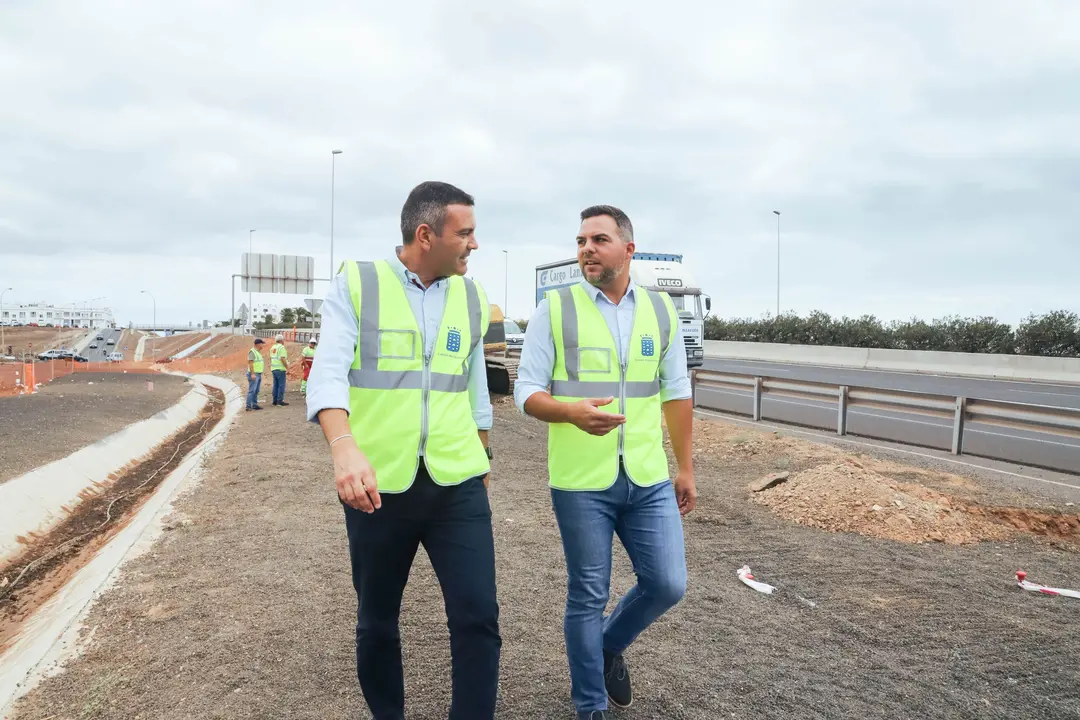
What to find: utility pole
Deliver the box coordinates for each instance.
[330,149,343,279]
[773,210,781,316]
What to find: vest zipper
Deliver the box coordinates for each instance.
[618,358,627,457]
[420,348,432,457]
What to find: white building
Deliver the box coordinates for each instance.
[0,302,115,329]
[249,303,281,323]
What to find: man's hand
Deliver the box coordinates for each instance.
[674,470,697,516]
[332,441,381,513]
[567,397,626,436]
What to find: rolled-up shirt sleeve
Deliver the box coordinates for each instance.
[305,272,358,423]
[659,320,691,402]
[513,296,556,414]
[468,338,493,431]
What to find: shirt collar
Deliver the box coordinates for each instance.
[580,278,637,304]
[388,251,447,290]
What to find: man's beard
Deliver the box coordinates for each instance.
[586,261,624,288]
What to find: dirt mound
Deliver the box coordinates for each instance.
[752,458,1018,545]
[692,421,842,467]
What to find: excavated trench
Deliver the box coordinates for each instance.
[0,386,226,653]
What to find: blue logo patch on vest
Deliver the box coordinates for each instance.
[640,335,655,357]
[446,328,462,353]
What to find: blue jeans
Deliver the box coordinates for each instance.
[246,372,262,408]
[272,369,286,404]
[551,469,687,713]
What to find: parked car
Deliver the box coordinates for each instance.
[107,351,124,362]
[72,354,89,363]
[504,319,525,347]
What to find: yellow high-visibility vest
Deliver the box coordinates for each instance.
[248,348,265,373]
[546,283,678,491]
[343,259,491,492]
[270,343,287,371]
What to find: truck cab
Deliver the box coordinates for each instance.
[627,253,709,369]
[534,253,711,370]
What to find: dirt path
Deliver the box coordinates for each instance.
[9,385,1080,719]
[0,373,191,484]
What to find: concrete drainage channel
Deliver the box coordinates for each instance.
[0,372,244,716]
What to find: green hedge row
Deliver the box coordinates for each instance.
[704,310,1080,358]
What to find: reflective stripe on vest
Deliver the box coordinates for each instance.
[546,283,677,491]
[344,259,490,493]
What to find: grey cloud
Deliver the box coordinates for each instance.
[2,0,1079,327]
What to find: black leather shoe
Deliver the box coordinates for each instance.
[604,650,632,708]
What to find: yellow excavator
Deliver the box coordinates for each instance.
[484,304,519,395]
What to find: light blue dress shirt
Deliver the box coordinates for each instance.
[305,253,493,432]
[513,280,692,429]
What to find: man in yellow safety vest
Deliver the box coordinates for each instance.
[246,337,265,411]
[300,338,316,394]
[514,205,696,720]
[306,181,498,720]
[270,334,289,406]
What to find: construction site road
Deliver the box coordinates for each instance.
[7,376,1079,720]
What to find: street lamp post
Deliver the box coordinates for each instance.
[86,296,105,330]
[248,228,256,329]
[141,290,156,361]
[773,210,781,316]
[502,249,509,317]
[330,149,343,279]
[0,287,11,350]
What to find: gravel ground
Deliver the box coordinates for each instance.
[0,373,190,484]
[9,382,1080,720]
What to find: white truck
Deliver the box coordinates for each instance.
[534,253,711,369]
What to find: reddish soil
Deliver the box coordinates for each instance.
[1,327,84,357]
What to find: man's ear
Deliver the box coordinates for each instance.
[415,223,434,251]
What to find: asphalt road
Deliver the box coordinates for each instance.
[83,328,124,362]
[698,357,1080,476]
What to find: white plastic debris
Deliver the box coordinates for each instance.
[1016,570,1080,600]
[737,565,775,595]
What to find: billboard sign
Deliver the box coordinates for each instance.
[241,253,315,295]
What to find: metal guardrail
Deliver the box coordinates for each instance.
[691,369,1080,475]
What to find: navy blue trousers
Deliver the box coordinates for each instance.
[342,465,501,720]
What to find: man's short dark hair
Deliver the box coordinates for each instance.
[400,181,474,245]
[580,204,634,244]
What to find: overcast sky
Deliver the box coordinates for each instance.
[2,1,1078,327]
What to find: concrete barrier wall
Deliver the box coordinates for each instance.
[704,340,1080,384]
[171,334,214,359]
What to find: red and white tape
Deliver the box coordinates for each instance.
[1016,570,1080,600]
